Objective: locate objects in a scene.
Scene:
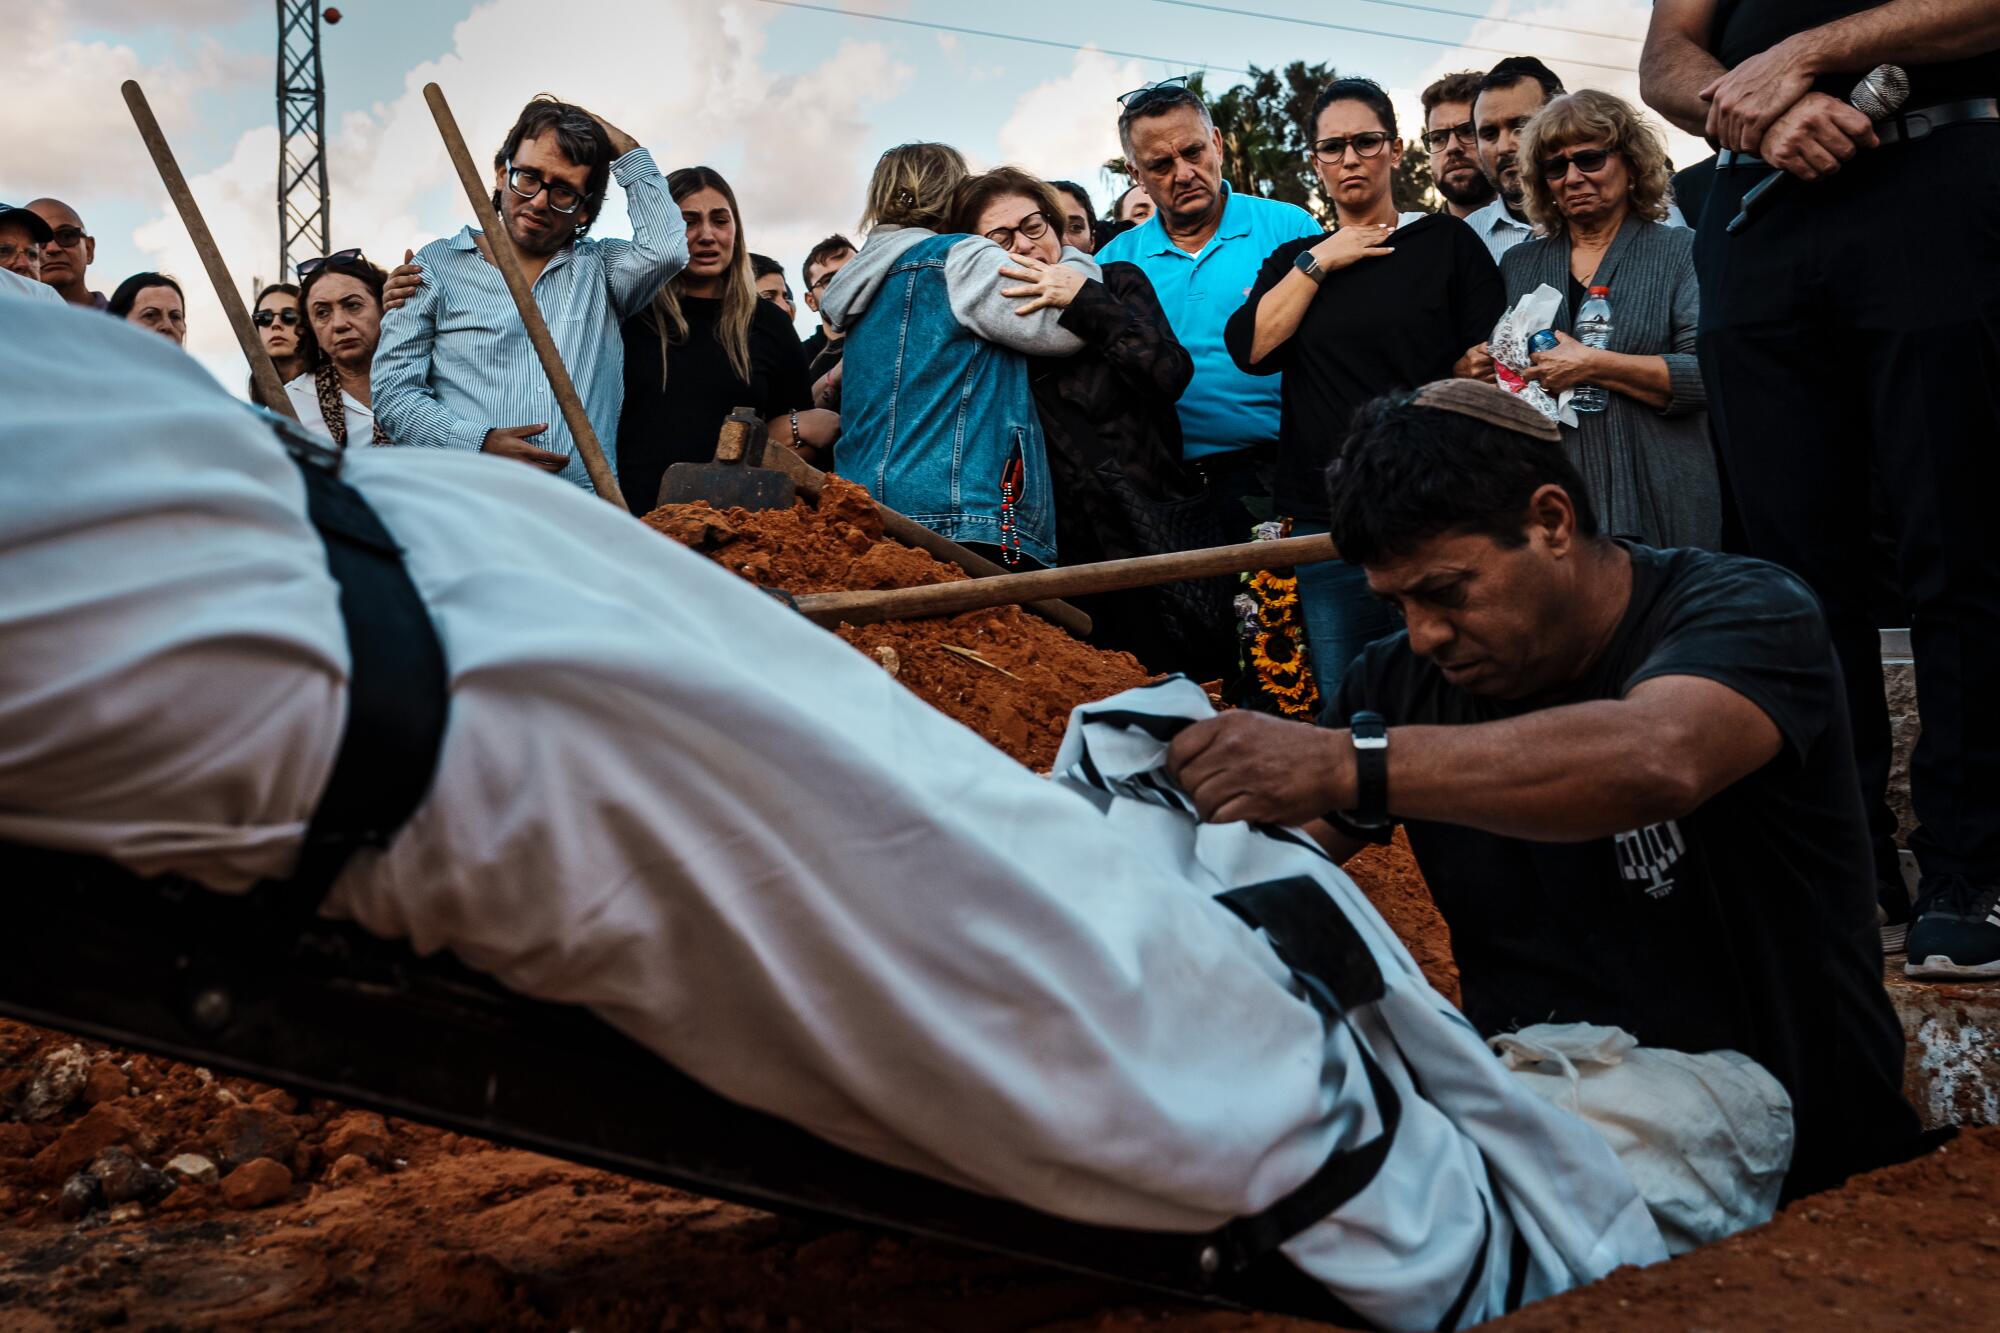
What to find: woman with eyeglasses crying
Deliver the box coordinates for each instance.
[814,143,1103,572]
[249,282,308,410]
[1225,76,1505,689]
[1496,90,1718,550]
[944,167,1230,678]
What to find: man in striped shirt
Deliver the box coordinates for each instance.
[373,96,686,491]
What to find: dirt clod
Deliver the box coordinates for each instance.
[55,1169,102,1221]
[81,1061,130,1107]
[18,1043,90,1122]
[323,1111,390,1165]
[34,1102,142,1183]
[219,1157,292,1210]
[205,1103,300,1171]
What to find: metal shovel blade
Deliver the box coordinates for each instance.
[658,460,798,513]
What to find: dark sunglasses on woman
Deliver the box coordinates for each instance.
[252,307,301,328]
[1539,148,1613,181]
[295,247,365,279]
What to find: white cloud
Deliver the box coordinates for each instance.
[1411,0,1706,169]
[0,8,256,199]
[108,0,909,385]
[995,47,1151,213]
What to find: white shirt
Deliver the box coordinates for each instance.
[284,370,376,446]
[1467,196,1691,263]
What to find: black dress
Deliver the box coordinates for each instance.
[617,295,813,517]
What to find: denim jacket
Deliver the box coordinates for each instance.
[821,228,1100,565]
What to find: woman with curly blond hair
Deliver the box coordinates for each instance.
[1497,89,1718,548]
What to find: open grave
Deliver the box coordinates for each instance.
[2,477,1993,1330]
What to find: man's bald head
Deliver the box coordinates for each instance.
[28,198,96,305]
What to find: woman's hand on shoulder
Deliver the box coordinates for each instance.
[1306,224,1395,275]
[998,254,1086,314]
[381,249,423,313]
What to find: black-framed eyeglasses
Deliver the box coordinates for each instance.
[1539,148,1613,181]
[505,161,584,214]
[1117,73,1191,109]
[1310,132,1392,163]
[253,306,301,327]
[983,211,1052,249]
[296,247,363,279]
[807,270,839,293]
[1423,121,1476,152]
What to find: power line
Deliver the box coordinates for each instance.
[1140,0,1641,72]
[748,0,1250,76]
[1315,0,1637,44]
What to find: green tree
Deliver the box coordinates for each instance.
[1105,63,1440,219]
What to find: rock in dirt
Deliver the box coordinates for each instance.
[322,1110,390,1165]
[0,1123,39,1159]
[81,1062,129,1107]
[164,1153,218,1186]
[55,1169,103,1221]
[34,1103,142,1183]
[91,1147,169,1205]
[204,1103,300,1170]
[219,1157,292,1209]
[326,1153,376,1185]
[18,1044,91,1122]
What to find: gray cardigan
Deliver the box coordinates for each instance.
[1501,216,1720,549]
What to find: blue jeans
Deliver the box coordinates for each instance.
[1292,521,1399,697]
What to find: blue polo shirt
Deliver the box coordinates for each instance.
[1098,180,1321,460]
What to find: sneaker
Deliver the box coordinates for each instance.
[1904,875,2000,980]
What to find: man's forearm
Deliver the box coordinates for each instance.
[1791,0,2000,74]
[1642,21,1729,138]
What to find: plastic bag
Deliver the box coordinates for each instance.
[1489,284,1578,427]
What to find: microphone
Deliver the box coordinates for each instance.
[1725,64,1910,234]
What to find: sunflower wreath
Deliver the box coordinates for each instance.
[1231,519,1321,719]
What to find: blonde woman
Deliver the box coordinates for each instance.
[616,166,829,516]
[816,143,1099,569]
[1500,89,1717,549]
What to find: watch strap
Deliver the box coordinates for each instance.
[1347,710,1390,830]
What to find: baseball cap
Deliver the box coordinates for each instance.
[0,203,54,245]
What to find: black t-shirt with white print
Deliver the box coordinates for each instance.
[1325,542,1921,1198]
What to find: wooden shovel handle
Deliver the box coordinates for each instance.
[121,81,298,423]
[759,439,1094,638]
[792,533,1337,629]
[422,83,626,510]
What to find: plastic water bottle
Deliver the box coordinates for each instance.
[1572,286,1612,414]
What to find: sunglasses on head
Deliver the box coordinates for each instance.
[1539,148,1613,181]
[253,307,301,327]
[1117,73,1191,109]
[296,247,364,279]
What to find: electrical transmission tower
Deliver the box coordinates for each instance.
[276,0,330,279]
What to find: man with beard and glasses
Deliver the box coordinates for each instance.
[372,95,685,490]
[1097,77,1321,538]
[1420,73,1497,219]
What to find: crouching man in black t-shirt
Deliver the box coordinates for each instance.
[1167,378,1923,1201]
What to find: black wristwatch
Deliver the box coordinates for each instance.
[1293,249,1324,283]
[1345,711,1391,831]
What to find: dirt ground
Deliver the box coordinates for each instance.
[3,482,1994,1330]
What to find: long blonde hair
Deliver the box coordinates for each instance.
[648,166,757,385]
[1517,90,1673,237]
[861,142,970,233]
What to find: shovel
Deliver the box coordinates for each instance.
[659,407,797,512]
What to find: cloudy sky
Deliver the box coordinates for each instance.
[7,0,1693,392]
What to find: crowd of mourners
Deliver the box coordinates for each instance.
[0,56,1712,676]
[3,34,1994,982]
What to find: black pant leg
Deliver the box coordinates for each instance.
[1851,129,2000,881]
[1695,169,1902,889]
